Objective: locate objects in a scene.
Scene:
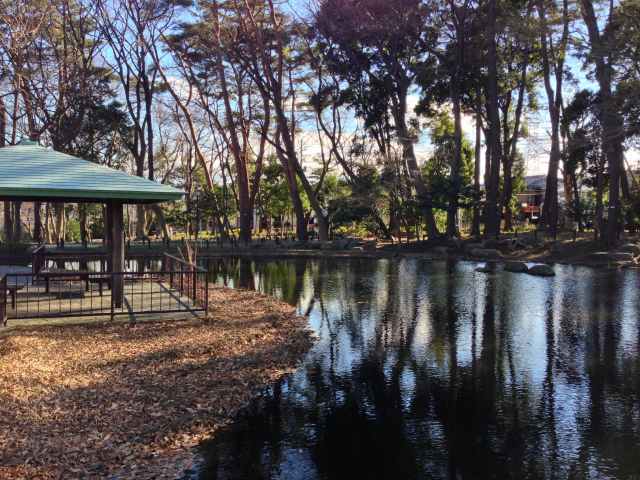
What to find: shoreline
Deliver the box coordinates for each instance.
[3,247,636,270]
[0,287,314,479]
[3,234,638,270]
[196,246,639,269]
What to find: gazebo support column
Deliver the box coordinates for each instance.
[109,201,125,308]
[105,203,113,272]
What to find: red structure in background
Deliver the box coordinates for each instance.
[514,175,564,223]
[516,190,544,222]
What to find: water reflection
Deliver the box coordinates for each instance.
[198,258,640,480]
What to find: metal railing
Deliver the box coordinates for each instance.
[162,253,209,309]
[0,275,7,325]
[1,263,209,325]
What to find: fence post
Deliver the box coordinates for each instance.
[1,276,7,326]
[180,263,184,295]
[191,266,196,301]
[110,272,115,322]
[204,272,209,312]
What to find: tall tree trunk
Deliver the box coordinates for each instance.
[12,202,22,242]
[537,0,567,237]
[579,0,624,247]
[136,204,146,239]
[595,164,605,240]
[144,78,155,183]
[79,204,88,245]
[210,0,253,244]
[447,16,466,238]
[0,97,7,243]
[54,203,65,243]
[501,101,515,232]
[4,203,13,242]
[389,197,400,239]
[272,104,324,241]
[33,202,42,243]
[395,90,439,238]
[500,9,531,233]
[237,174,252,245]
[620,168,631,201]
[276,149,308,242]
[231,0,325,242]
[373,208,392,240]
[572,172,582,230]
[501,65,528,232]
[471,105,482,238]
[0,95,5,146]
[447,85,463,238]
[148,204,171,242]
[45,204,53,243]
[540,117,561,234]
[484,0,503,238]
[562,164,574,227]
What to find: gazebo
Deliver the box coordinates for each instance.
[0,139,184,309]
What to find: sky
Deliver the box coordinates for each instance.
[160,0,639,179]
[284,0,640,177]
[297,63,640,178]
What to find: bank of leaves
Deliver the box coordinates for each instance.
[0,287,313,479]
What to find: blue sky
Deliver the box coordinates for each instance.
[162,0,638,177]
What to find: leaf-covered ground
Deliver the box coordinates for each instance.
[0,287,313,479]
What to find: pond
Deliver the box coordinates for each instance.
[195,257,640,480]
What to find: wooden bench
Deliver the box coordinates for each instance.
[39,269,112,297]
[39,269,87,294]
[87,275,111,296]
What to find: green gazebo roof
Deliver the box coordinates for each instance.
[0,140,183,204]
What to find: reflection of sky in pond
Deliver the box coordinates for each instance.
[197,258,640,480]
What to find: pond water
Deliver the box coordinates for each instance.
[196,257,640,480]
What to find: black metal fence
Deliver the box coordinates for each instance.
[162,253,210,310]
[1,258,209,324]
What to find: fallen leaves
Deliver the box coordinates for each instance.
[0,286,313,479]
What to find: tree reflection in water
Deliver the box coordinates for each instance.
[199,258,640,480]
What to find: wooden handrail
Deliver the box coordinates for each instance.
[162,253,206,273]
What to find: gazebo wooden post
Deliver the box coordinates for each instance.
[109,201,125,308]
[105,203,113,272]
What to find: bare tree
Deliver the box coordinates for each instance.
[228,0,333,241]
[579,0,626,247]
[537,0,570,236]
[0,0,51,242]
[97,0,171,238]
